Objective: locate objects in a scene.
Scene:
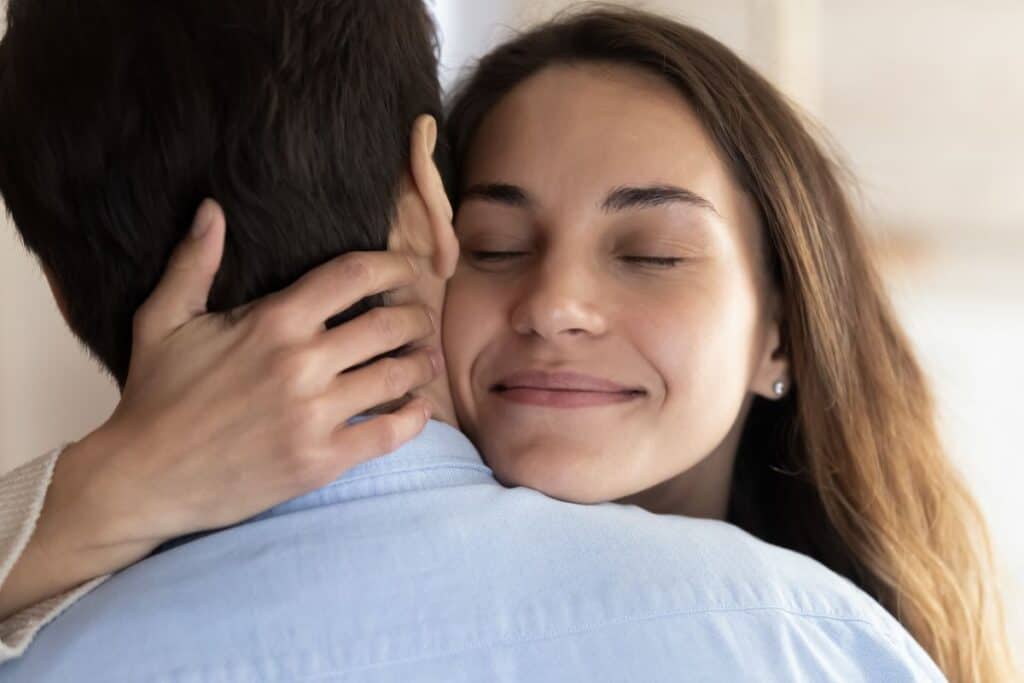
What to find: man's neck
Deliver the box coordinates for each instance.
[419,371,458,427]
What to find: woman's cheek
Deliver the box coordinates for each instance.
[630,290,729,401]
[442,279,493,429]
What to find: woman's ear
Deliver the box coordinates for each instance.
[752,320,791,400]
[406,114,458,279]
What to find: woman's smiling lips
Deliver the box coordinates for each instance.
[491,370,646,408]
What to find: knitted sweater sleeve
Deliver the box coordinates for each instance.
[0,449,110,662]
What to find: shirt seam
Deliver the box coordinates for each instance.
[315,462,494,494]
[258,463,496,516]
[148,604,906,682]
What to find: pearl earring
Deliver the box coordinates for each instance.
[772,379,787,397]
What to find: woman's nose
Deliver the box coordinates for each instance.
[510,261,608,341]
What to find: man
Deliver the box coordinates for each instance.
[0,0,943,680]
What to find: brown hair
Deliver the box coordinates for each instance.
[446,7,1014,681]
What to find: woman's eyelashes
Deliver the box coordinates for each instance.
[619,255,685,268]
[464,250,530,273]
[468,250,529,262]
[466,249,685,269]
[457,221,700,271]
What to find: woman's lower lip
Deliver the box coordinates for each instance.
[495,388,641,408]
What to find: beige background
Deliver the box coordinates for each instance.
[2,0,1022,643]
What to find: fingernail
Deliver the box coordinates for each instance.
[423,116,438,155]
[429,348,444,375]
[191,200,216,239]
[407,255,421,277]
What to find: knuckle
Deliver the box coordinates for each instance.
[418,352,437,382]
[369,308,401,346]
[338,254,374,289]
[405,355,430,388]
[269,349,312,395]
[381,358,409,396]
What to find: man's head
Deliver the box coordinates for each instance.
[0,0,454,387]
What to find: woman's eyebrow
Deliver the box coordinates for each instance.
[461,182,532,207]
[601,185,720,216]
[459,182,720,217]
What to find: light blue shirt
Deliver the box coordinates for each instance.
[2,420,943,682]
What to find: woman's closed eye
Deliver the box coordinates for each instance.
[620,255,685,268]
[467,251,687,268]
[468,250,529,262]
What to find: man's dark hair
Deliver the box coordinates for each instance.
[0,0,446,386]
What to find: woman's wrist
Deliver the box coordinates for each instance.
[37,427,167,576]
[0,427,164,620]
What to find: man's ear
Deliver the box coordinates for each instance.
[41,263,72,327]
[405,114,458,279]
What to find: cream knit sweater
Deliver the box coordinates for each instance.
[0,449,110,662]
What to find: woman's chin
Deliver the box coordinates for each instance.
[483,440,634,505]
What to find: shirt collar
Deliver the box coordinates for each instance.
[255,419,495,518]
[150,421,494,556]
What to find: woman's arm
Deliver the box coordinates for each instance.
[0,200,438,643]
[0,443,117,629]
[0,448,101,662]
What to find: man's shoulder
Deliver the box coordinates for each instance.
[5,462,944,682]
[433,485,943,679]
[472,485,901,633]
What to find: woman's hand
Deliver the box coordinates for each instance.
[1,199,439,618]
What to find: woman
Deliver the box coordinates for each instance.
[0,8,1013,681]
[441,11,1014,682]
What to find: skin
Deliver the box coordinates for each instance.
[2,65,790,614]
[443,63,789,519]
[0,117,457,620]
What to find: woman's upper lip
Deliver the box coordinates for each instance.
[493,370,643,393]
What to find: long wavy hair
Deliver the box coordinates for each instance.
[445,8,1014,681]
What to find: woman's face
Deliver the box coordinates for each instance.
[443,63,785,514]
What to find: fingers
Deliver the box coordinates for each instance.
[321,398,432,476]
[312,303,436,375]
[327,348,440,418]
[278,352,437,493]
[269,251,420,333]
[133,199,226,343]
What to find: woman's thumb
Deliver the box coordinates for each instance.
[134,199,226,342]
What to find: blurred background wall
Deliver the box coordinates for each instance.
[2,0,1021,644]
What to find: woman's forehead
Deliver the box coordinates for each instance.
[461,63,753,232]
[463,63,727,197]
